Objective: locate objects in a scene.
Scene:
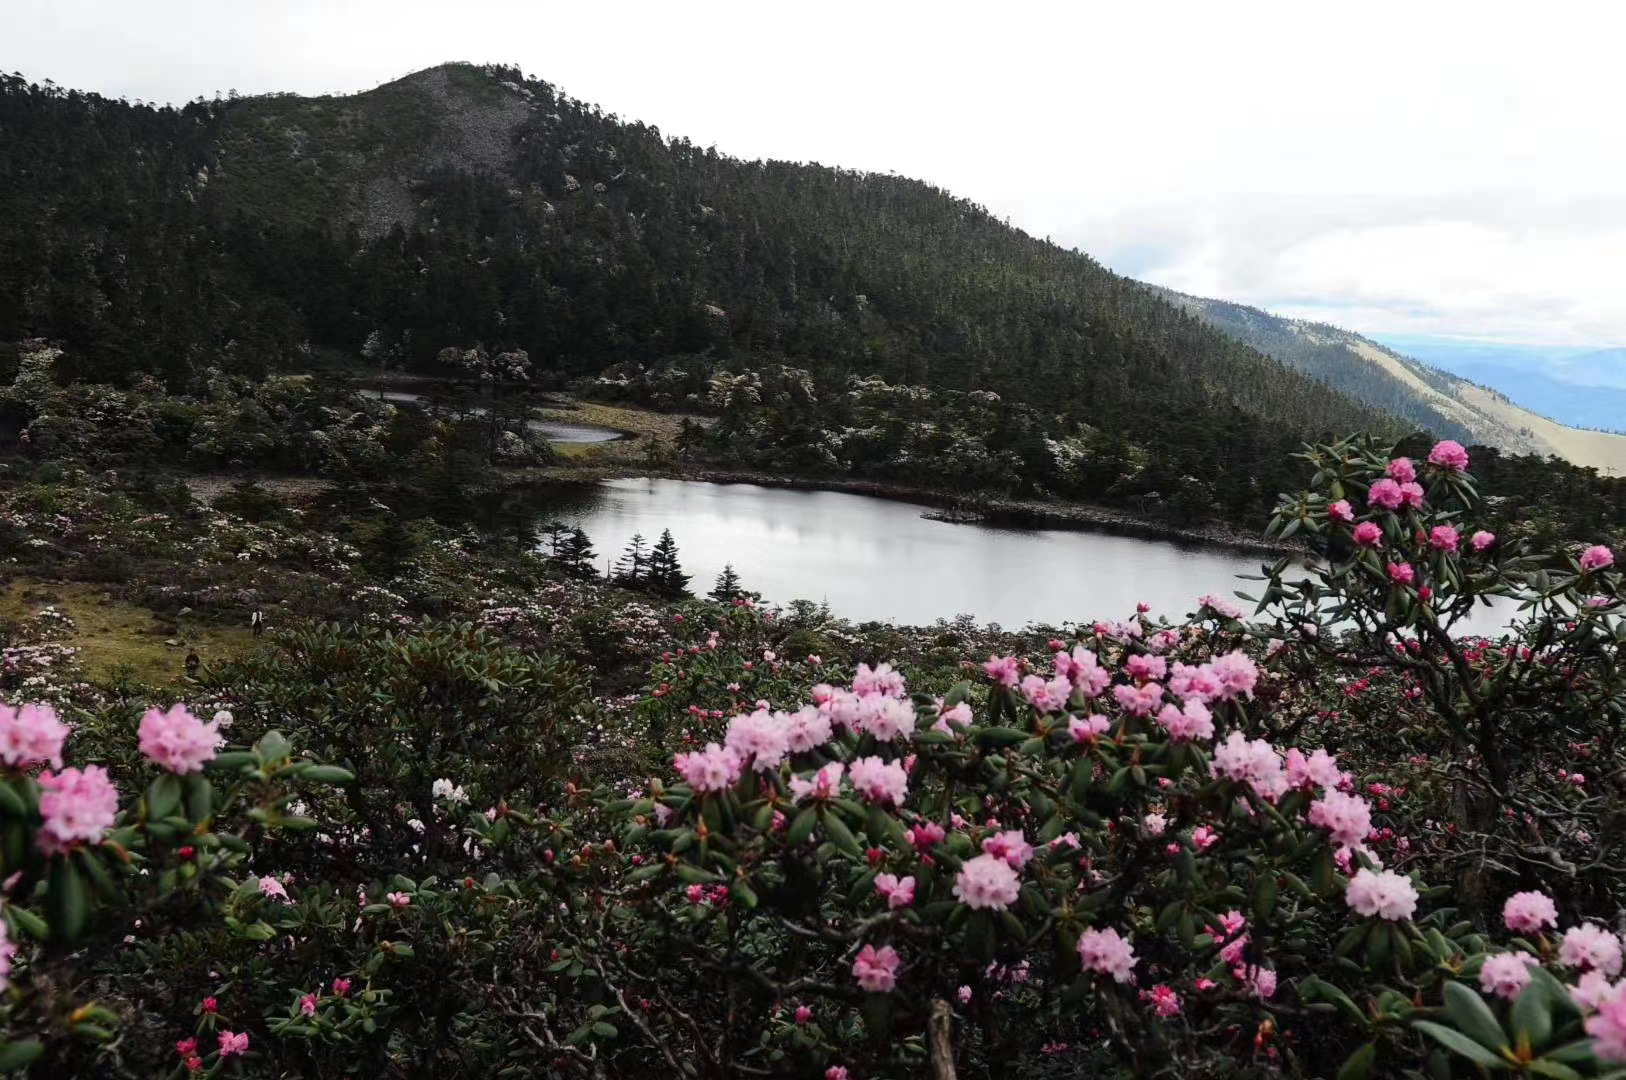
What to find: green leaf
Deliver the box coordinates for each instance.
[1443,980,1510,1053]
[0,782,25,819]
[184,773,212,823]
[974,727,1029,748]
[301,765,355,785]
[1526,1060,1583,1080]
[1511,970,1555,1050]
[785,807,818,847]
[1412,1020,1508,1069]
[1336,1042,1376,1080]
[821,810,864,859]
[146,773,182,820]
[47,856,86,942]
[0,1039,44,1071]
[6,906,48,941]
[590,1021,618,1038]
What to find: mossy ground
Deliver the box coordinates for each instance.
[0,580,257,688]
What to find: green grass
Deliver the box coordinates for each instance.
[1,581,258,688]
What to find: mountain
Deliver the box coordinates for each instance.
[1152,289,1626,476]
[0,61,1400,509]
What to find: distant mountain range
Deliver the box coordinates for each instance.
[1148,289,1626,475]
[1370,337,1626,433]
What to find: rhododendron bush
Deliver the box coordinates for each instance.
[0,437,1622,1078]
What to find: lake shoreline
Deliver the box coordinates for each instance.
[525,463,1300,557]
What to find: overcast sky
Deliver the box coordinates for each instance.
[9,0,1626,346]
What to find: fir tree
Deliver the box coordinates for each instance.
[646,529,691,598]
[557,527,598,579]
[612,533,649,586]
[709,563,744,603]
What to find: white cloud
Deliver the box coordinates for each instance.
[6,0,1626,345]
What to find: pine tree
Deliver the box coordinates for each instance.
[612,533,649,586]
[646,529,692,598]
[557,527,598,579]
[709,563,743,603]
[541,521,568,557]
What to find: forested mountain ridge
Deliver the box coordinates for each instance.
[2,62,1410,522]
[1151,286,1626,475]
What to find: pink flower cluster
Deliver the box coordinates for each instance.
[0,700,69,769]
[1503,890,1559,934]
[953,853,1020,910]
[848,756,908,805]
[1428,439,1469,471]
[672,743,743,794]
[1077,927,1137,984]
[1344,868,1418,921]
[1053,645,1112,697]
[1561,923,1624,975]
[852,943,901,992]
[874,873,915,909]
[37,765,119,855]
[1581,545,1616,572]
[138,704,222,775]
[789,761,844,804]
[1155,700,1213,742]
[1307,790,1374,850]
[1211,731,1287,801]
[1480,952,1538,1000]
[1285,747,1347,791]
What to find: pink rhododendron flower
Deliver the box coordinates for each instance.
[953,853,1021,910]
[386,892,410,908]
[217,1031,250,1057]
[982,655,1021,687]
[852,944,901,992]
[1125,654,1167,682]
[1588,995,1626,1062]
[1368,478,1404,510]
[0,701,69,769]
[982,829,1034,869]
[794,1004,813,1025]
[1209,652,1259,701]
[673,743,743,793]
[784,705,833,753]
[138,704,221,775]
[1020,674,1073,714]
[1572,970,1625,1013]
[1192,825,1220,851]
[1214,910,1250,964]
[826,1068,851,1080]
[1480,952,1538,1000]
[874,873,915,909]
[1345,868,1418,921]
[1503,891,1559,935]
[259,876,291,903]
[1142,812,1166,837]
[931,700,974,735]
[1198,593,1244,619]
[725,708,790,772]
[301,993,318,1016]
[1328,499,1354,523]
[1429,525,1461,553]
[1308,791,1374,849]
[853,662,907,699]
[1429,440,1469,471]
[1054,646,1112,697]
[848,756,908,805]
[1143,983,1181,1016]
[1470,530,1495,551]
[1387,562,1415,586]
[1212,732,1288,801]
[1236,964,1277,999]
[1169,662,1223,704]
[0,922,14,992]
[1581,545,1616,572]
[1113,682,1163,717]
[1386,457,1417,484]
[857,696,918,741]
[908,821,946,851]
[1155,700,1213,742]
[332,978,351,997]
[1354,521,1384,547]
[1399,481,1425,508]
[1077,927,1137,984]
[1286,747,1346,791]
[957,985,973,1004]
[790,762,845,804]
[36,765,118,855]
[1068,714,1111,742]
[1561,923,1624,975]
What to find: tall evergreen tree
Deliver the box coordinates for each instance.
[646,529,691,598]
[709,563,744,603]
[612,533,649,586]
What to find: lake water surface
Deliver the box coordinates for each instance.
[546,477,1515,633]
